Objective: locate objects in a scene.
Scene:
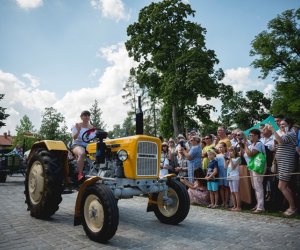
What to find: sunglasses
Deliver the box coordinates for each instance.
[204,137,210,140]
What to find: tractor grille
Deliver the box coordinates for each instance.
[136,141,158,176]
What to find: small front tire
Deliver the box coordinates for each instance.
[81,184,119,243]
[153,179,190,224]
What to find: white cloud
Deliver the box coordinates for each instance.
[16,0,43,9]
[22,73,40,88]
[90,0,130,22]
[56,43,136,131]
[223,67,274,93]
[198,67,275,121]
[0,43,135,135]
[0,69,57,134]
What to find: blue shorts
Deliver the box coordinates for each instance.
[207,181,219,191]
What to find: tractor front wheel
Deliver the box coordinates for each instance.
[153,179,190,225]
[81,184,119,243]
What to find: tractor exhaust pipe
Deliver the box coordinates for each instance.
[136,96,143,135]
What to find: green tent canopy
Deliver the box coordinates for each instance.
[244,115,279,136]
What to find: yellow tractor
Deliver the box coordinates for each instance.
[24,101,190,243]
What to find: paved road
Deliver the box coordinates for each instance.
[1,175,300,249]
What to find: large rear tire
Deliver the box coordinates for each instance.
[153,179,190,225]
[24,149,64,219]
[81,184,119,243]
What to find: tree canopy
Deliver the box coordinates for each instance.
[89,99,106,130]
[125,0,223,137]
[250,8,300,122]
[39,107,69,143]
[0,94,9,128]
[14,115,37,151]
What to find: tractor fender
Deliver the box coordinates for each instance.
[28,140,69,180]
[74,176,101,226]
[28,140,68,159]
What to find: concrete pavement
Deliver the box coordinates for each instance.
[1,175,300,249]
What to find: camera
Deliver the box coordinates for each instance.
[179,141,186,149]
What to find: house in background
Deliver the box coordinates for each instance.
[0,132,13,153]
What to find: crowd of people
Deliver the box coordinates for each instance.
[159,115,300,217]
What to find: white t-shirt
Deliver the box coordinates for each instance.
[227,157,241,180]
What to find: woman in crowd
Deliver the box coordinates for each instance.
[168,138,178,173]
[160,142,170,177]
[242,129,266,213]
[180,169,209,206]
[268,118,298,216]
[175,139,188,177]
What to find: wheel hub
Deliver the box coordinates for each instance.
[28,161,44,205]
[84,194,104,233]
[157,188,179,217]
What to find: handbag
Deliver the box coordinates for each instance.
[271,158,278,174]
[248,152,266,174]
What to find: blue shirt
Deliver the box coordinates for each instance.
[187,145,202,170]
[206,159,218,182]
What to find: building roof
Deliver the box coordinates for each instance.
[0,133,13,146]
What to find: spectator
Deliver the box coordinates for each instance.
[175,142,188,177]
[182,135,202,183]
[268,118,298,216]
[216,142,230,208]
[180,169,209,206]
[227,147,242,211]
[261,125,275,202]
[160,142,170,177]
[242,129,266,214]
[215,126,231,151]
[168,138,178,173]
[205,149,219,208]
[230,129,240,148]
[274,114,285,136]
[175,134,189,154]
[202,134,215,174]
[13,144,23,156]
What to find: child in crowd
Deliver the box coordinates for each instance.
[227,147,242,211]
[205,150,219,208]
[216,142,230,208]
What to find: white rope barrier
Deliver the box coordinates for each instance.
[179,171,300,180]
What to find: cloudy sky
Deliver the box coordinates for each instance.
[0,0,298,135]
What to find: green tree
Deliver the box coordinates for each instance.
[39,107,70,143]
[0,94,9,128]
[125,0,223,137]
[108,124,124,139]
[250,8,300,122]
[89,99,106,130]
[14,115,37,151]
[122,73,161,136]
[219,85,271,130]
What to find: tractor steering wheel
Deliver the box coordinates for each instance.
[81,128,97,143]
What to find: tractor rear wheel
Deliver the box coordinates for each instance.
[25,149,64,219]
[153,179,190,224]
[81,184,119,243]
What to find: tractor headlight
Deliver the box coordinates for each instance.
[117,149,128,161]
